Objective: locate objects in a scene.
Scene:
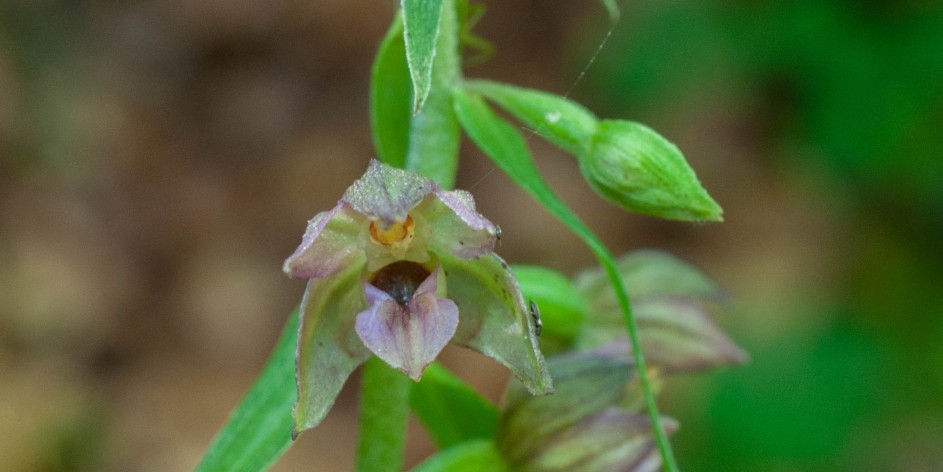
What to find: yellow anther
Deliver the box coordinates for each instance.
[369,215,414,246]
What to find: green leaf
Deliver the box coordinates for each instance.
[512,264,588,345]
[370,14,411,168]
[355,358,411,472]
[410,440,510,472]
[583,120,723,222]
[403,0,461,188]
[195,312,298,472]
[466,79,598,155]
[402,0,445,113]
[410,363,499,448]
[453,89,679,472]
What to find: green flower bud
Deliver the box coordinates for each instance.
[581,120,723,222]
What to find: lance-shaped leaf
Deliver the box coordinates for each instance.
[410,363,499,449]
[575,250,747,373]
[194,312,298,472]
[402,0,444,113]
[370,14,411,168]
[465,79,598,155]
[404,0,461,188]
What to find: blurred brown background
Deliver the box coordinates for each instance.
[2,1,942,471]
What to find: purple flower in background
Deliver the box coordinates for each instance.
[284,160,551,435]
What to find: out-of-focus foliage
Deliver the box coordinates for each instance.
[587,0,943,215]
[581,1,943,470]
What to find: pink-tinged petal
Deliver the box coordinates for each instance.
[525,410,677,472]
[421,188,498,259]
[574,250,746,373]
[342,159,435,225]
[443,252,552,395]
[284,202,364,279]
[293,263,371,437]
[355,269,458,380]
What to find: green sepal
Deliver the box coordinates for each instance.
[370,14,411,168]
[575,250,747,373]
[293,261,371,435]
[443,252,553,396]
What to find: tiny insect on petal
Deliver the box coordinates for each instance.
[529,300,542,337]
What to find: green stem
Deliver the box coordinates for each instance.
[547,212,679,471]
[355,358,412,472]
[599,256,679,472]
[547,218,679,469]
[452,90,680,471]
[357,2,464,470]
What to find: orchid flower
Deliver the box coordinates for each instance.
[498,351,677,472]
[284,160,552,435]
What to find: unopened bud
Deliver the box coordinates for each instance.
[581,120,723,222]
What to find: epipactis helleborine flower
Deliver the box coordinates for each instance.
[284,160,552,436]
[498,352,677,472]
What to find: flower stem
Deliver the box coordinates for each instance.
[599,255,680,472]
[355,358,412,472]
[357,1,463,470]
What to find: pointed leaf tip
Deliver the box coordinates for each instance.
[401,0,445,114]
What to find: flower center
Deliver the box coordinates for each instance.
[369,215,414,246]
[369,260,430,306]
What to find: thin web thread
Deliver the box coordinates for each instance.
[468,16,616,191]
[464,8,683,471]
